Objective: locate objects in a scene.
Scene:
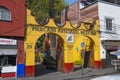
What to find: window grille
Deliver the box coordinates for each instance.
[0,7,11,21]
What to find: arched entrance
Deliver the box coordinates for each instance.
[25,9,101,77]
[83,37,94,68]
[34,33,64,76]
[73,36,95,70]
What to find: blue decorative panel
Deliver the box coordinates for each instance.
[17,64,25,78]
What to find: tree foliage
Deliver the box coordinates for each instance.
[26,0,68,24]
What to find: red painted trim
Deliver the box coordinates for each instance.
[1,72,15,78]
[64,63,73,73]
[25,66,34,77]
[94,61,102,69]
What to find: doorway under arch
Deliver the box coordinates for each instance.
[34,33,64,76]
[83,37,94,68]
[73,36,95,71]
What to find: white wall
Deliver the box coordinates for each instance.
[98,2,120,59]
[98,2,120,40]
[100,43,106,59]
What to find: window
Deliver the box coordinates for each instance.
[0,7,11,21]
[0,55,16,66]
[105,18,114,31]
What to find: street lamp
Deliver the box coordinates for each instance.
[81,42,85,76]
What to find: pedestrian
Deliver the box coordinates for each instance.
[43,50,48,65]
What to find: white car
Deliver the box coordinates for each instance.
[91,75,120,80]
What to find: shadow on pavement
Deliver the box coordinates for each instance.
[35,63,56,77]
[74,65,81,71]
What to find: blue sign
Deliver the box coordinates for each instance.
[81,42,84,48]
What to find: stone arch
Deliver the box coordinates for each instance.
[83,36,95,68]
[24,26,67,76]
[25,9,101,77]
[85,35,101,68]
[33,32,65,76]
[73,35,100,69]
[73,35,94,67]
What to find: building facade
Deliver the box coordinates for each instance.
[61,0,120,68]
[0,0,25,78]
[1,0,120,78]
[25,8,100,77]
[98,1,120,68]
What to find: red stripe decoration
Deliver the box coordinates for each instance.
[94,61,102,69]
[64,63,74,73]
[25,66,34,77]
[1,72,16,78]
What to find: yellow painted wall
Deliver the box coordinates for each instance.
[25,9,100,66]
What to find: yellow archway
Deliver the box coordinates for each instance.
[24,9,101,77]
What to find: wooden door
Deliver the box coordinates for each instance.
[88,48,94,68]
[57,50,64,72]
[84,48,94,68]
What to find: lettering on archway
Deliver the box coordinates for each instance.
[25,9,101,75]
[29,25,96,35]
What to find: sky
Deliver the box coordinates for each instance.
[65,0,78,5]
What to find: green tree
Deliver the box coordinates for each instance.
[26,0,68,24]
